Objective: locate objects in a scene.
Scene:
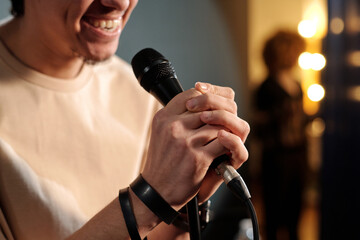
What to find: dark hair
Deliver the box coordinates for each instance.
[263,30,305,74]
[10,0,24,17]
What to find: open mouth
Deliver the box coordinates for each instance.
[83,17,121,32]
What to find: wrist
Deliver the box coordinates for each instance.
[128,187,161,235]
[130,174,180,225]
[140,172,184,211]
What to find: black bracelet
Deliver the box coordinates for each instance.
[130,174,180,225]
[118,188,146,240]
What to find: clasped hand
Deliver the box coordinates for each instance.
[142,82,250,211]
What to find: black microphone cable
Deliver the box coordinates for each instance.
[213,157,259,240]
[131,48,259,240]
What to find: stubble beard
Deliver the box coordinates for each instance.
[71,47,113,65]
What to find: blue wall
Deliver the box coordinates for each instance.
[0,1,10,18]
[118,1,241,92]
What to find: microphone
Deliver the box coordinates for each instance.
[131,48,251,202]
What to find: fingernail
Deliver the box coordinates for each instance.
[196,82,208,92]
[201,111,212,120]
[186,99,197,110]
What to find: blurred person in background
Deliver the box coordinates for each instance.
[253,30,308,240]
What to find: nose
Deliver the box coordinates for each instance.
[99,0,130,11]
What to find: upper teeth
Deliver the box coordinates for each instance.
[91,19,121,31]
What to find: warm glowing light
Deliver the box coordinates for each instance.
[347,1,360,33]
[310,118,326,137]
[347,86,360,101]
[312,53,326,70]
[298,52,326,71]
[298,52,313,70]
[330,17,344,34]
[347,51,360,67]
[301,0,328,38]
[298,20,317,38]
[307,84,325,102]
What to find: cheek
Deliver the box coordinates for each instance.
[67,4,90,33]
[122,0,138,27]
[130,0,139,9]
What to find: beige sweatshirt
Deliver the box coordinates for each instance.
[0,40,159,240]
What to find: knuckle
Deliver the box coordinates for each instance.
[169,120,184,139]
[203,92,211,102]
[219,87,235,99]
[184,137,193,149]
[229,99,238,114]
[152,110,165,129]
[193,152,208,169]
[243,121,251,134]
[189,152,200,164]
[189,88,202,97]
[201,93,212,109]
[233,149,249,168]
[207,83,214,92]
[227,88,235,99]
[242,149,249,162]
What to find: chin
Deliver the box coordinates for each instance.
[75,46,117,64]
[83,55,112,65]
[80,35,119,55]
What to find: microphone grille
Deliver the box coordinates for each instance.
[131,48,167,79]
[131,48,177,92]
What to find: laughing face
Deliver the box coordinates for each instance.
[25,0,138,62]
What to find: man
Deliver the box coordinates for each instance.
[0,0,250,239]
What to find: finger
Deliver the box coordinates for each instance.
[186,92,237,114]
[189,124,226,147]
[200,138,228,162]
[200,110,250,142]
[195,82,235,100]
[217,130,249,169]
[164,88,202,115]
[177,111,205,129]
[197,170,223,203]
[150,112,205,150]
